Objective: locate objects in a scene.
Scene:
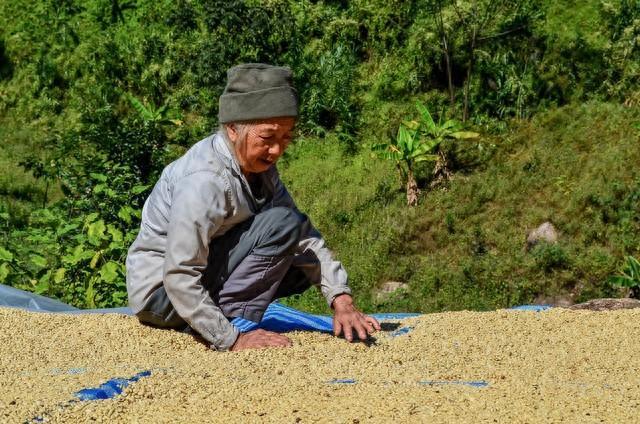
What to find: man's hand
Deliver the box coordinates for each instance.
[332,294,381,342]
[230,329,292,351]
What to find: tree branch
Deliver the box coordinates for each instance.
[477,25,527,42]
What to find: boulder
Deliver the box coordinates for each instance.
[526,221,558,251]
[567,298,640,311]
[375,281,409,302]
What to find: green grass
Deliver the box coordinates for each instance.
[0,115,65,225]
[280,101,640,313]
[1,101,637,314]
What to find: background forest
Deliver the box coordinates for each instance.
[0,0,638,313]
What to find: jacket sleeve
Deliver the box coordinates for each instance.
[270,170,352,307]
[163,171,239,350]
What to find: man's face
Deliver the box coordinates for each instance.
[228,117,295,176]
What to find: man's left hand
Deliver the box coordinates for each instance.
[332,294,381,342]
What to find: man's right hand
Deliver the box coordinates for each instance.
[230,329,292,351]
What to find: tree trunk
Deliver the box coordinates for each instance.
[436,4,455,109]
[443,36,455,109]
[42,179,49,209]
[463,25,477,122]
[406,168,419,207]
[430,150,452,189]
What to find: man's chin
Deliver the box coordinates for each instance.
[258,160,275,171]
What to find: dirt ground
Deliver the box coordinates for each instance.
[1,306,639,423]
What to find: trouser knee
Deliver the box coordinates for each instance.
[252,207,303,256]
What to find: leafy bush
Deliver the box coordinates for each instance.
[609,256,640,298]
[373,102,478,206]
[299,43,358,135]
[0,163,145,308]
[1,0,639,313]
[531,243,570,272]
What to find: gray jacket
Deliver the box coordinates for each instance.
[126,131,351,350]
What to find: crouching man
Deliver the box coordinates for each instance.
[126,63,380,351]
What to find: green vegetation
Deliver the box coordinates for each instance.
[373,102,478,206]
[281,102,640,313]
[0,0,638,312]
[610,256,640,298]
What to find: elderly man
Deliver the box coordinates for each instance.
[126,63,380,351]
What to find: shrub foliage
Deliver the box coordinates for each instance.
[0,0,638,309]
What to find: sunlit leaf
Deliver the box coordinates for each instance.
[90,173,108,182]
[118,206,132,224]
[53,268,66,284]
[107,225,123,242]
[63,245,93,265]
[416,101,436,132]
[35,279,49,294]
[403,120,419,131]
[450,131,480,139]
[0,263,9,283]
[99,261,120,283]
[90,251,102,269]
[85,212,99,224]
[30,254,47,269]
[87,219,107,245]
[414,154,440,163]
[131,185,150,194]
[0,247,13,262]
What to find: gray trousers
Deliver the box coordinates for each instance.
[136,207,312,329]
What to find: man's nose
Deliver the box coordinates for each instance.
[269,142,283,157]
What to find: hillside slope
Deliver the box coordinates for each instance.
[280,102,640,313]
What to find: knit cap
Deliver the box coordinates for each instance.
[218,63,298,124]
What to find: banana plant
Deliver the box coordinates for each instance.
[609,256,640,298]
[412,101,479,188]
[373,123,439,206]
[373,102,479,206]
[125,93,183,127]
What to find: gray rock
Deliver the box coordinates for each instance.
[567,298,640,311]
[375,281,409,302]
[526,221,558,251]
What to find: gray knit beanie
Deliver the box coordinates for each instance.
[218,63,299,124]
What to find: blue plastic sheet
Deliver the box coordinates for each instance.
[0,283,550,335]
[0,284,420,333]
[328,378,489,387]
[75,371,152,401]
[419,380,489,388]
[0,284,133,315]
[29,371,153,422]
[0,284,82,313]
[510,305,552,312]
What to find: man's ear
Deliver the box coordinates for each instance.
[225,124,238,143]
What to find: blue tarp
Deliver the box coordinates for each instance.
[0,284,421,333]
[0,284,550,334]
[0,284,133,315]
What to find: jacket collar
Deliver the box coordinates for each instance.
[211,130,269,210]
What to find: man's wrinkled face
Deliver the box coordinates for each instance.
[227,117,295,176]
